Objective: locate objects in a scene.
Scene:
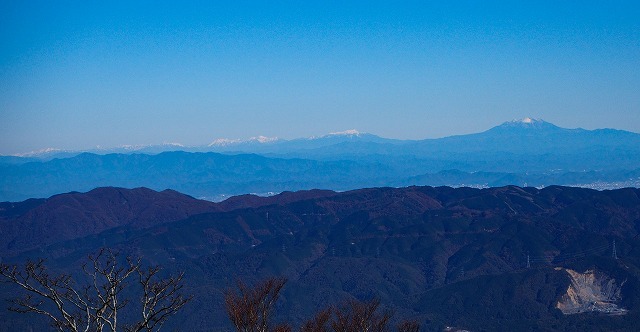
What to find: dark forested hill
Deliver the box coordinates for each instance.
[0,187,219,257]
[2,185,640,331]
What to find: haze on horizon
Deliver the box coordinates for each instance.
[1,1,639,155]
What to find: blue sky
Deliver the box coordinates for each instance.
[1,1,639,154]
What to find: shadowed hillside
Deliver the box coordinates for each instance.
[2,185,640,330]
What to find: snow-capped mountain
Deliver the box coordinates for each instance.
[208,136,280,147]
[402,117,640,158]
[322,129,362,137]
[7,119,640,163]
[3,118,640,202]
[203,129,400,154]
[486,117,569,133]
[8,143,192,160]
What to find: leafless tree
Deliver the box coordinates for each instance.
[223,276,420,332]
[0,248,191,332]
[272,323,293,332]
[224,277,287,332]
[396,320,420,332]
[300,307,332,332]
[331,298,392,332]
[125,264,190,332]
[303,303,418,332]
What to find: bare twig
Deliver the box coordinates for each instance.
[224,277,287,332]
[0,248,191,332]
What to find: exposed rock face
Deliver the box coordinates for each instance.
[556,268,627,315]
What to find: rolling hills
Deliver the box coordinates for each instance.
[2,185,640,330]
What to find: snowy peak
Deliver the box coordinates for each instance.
[208,138,242,147]
[520,117,536,124]
[209,130,368,148]
[307,129,364,140]
[327,129,361,137]
[208,136,279,147]
[250,136,279,143]
[307,129,390,144]
[109,142,184,151]
[490,117,561,132]
[14,147,64,157]
[507,117,546,126]
[204,129,390,153]
[15,119,636,158]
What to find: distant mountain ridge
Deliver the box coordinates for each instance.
[6,128,398,159]
[11,118,634,159]
[1,119,639,202]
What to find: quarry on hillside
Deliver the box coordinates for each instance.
[556,268,627,315]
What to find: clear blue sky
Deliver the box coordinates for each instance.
[1,1,639,154]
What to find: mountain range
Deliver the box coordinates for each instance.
[1,185,640,331]
[2,118,639,330]
[9,118,640,160]
[1,118,639,202]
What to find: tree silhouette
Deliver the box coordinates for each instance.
[225,277,422,332]
[0,248,191,332]
[396,320,420,332]
[224,277,287,332]
[300,308,332,332]
[331,298,392,332]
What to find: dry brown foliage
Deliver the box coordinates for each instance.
[224,277,287,332]
[397,320,420,332]
[300,307,332,332]
[330,298,393,332]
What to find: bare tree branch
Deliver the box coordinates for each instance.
[397,320,420,332]
[0,248,191,332]
[301,307,332,332]
[224,277,287,332]
[331,298,392,332]
[125,267,192,332]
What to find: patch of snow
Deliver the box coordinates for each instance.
[249,136,279,143]
[328,129,361,136]
[117,144,150,151]
[13,147,62,157]
[209,136,279,146]
[208,138,242,147]
[508,117,542,124]
[162,142,184,147]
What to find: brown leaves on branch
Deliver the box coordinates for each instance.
[0,248,191,332]
[224,277,287,332]
[396,320,420,332]
[331,298,392,332]
[301,298,399,332]
[3,256,420,332]
[300,308,332,332]
[225,277,420,332]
